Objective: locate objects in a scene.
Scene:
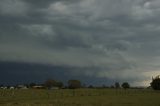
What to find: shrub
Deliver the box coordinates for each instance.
[121,82,130,89]
[68,80,81,89]
[151,76,160,90]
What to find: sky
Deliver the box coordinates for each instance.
[0,0,160,86]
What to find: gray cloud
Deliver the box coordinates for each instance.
[0,0,29,16]
[0,0,160,86]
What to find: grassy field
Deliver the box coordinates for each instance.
[0,88,160,106]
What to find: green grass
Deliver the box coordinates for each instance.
[0,88,160,106]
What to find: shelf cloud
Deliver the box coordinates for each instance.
[0,0,160,86]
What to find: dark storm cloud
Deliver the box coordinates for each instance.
[0,0,160,86]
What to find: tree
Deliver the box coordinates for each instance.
[115,82,120,88]
[44,79,63,89]
[88,85,94,88]
[29,83,36,88]
[121,82,130,89]
[68,80,81,89]
[151,75,160,90]
[44,79,57,89]
[110,85,115,88]
[55,81,63,88]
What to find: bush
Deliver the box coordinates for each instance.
[44,79,63,89]
[68,80,81,89]
[151,76,160,90]
[121,82,130,89]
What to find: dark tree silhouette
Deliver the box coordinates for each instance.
[115,82,120,88]
[151,75,160,90]
[68,80,81,89]
[55,81,63,88]
[44,79,56,89]
[121,82,130,89]
[110,85,114,88]
[88,85,94,88]
[29,83,36,88]
[44,79,63,89]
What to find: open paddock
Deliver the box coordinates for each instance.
[0,88,160,106]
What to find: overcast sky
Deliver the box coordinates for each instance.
[0,0,160,86]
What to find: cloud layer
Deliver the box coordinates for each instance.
[1,0,160,86]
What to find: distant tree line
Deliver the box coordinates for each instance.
[0,79,131,90]
[1,75,160,90]
[41,80,131,89]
